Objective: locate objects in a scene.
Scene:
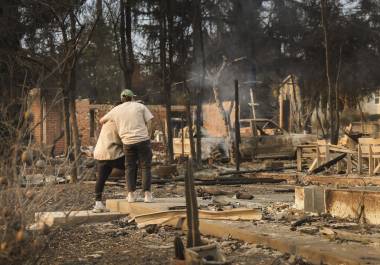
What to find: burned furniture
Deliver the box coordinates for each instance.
[297,140,356,174]
[297,137,380,176]
[358,138,380,176]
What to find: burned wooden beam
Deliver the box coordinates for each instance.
[308,153,347,174]
[218,166,296,176]
[185,160,201,247]
[235,79,241,171]
[193,177,284,186]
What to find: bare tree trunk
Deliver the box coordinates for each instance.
[212,81,234,160]
[68,10,81,183]
[192,0,205,167]
[119,0,134,89]
[125,0,134,88]
[185,82,196,162]
[316,105,326,138]
[93,0,104,99]
[321,0,338,144]
[159,0,174,163]
[358,103,366,133]
[68,85,80,182]
[165,0,174,163]
[62,87,71,156]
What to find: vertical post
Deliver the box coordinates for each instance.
[297,147,302,172]
[181,115,185,157]
[347,153,352,174]
[369,144,374,177]
[358,144,362,174]
[325,144,330,163]
[184,160,201,247]
[279,88,283,128]
[250,88,258,137]
[195,87,202,167]
[316,144,321,167]
[235,80,240,171]
[250,88,256,120]
[184,81,196,161]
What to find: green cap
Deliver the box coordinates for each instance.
[120,89,136,100]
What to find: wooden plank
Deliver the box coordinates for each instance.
[106,198,213,216]
[358,138,380,145]
[327,146,356,154]
[371,145,380,153]
[133,208,262,228]
[33,211,127,228]
[375,162,380,174]
[325,145,330,163]
[308,158,318,173]
[317,139,329,145]
[302,154,316,158]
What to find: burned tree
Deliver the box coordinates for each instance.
[119,0,135,90]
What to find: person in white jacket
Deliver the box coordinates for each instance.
[92,119,124,212]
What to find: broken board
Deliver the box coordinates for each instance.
[33,210,127,229]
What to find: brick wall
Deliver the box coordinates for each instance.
[76,99,91,147]
[46,97,64,155]
[29,88,42,145]
[28,88,64,155]
[28,94,233,156]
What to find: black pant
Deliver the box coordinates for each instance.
[124,140,152,192]
[95,156,125,201]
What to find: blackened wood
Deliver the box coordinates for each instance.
[235,79,241,171]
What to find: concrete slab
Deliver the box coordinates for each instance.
[295,186,380,224]
[34,210,127,228]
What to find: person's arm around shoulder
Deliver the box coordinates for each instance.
[100,109,114,125]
